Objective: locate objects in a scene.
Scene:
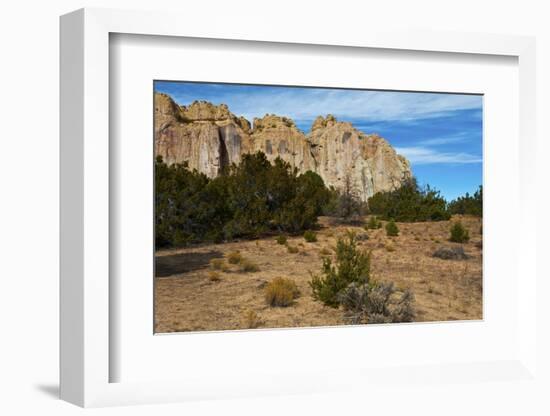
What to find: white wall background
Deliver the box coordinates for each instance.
[0,1,548,415]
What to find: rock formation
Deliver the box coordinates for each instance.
[154,92,411,201]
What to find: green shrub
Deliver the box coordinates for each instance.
[309,232,371,308]
[227,251,243,264]
[276,235,287,245]
[385,219,399,237]
[366,216,382,230]
[449,221,470,243]
[304,230,317,242]
[264,277,300,307]
[309,231,415,323]
[368,177,450,222]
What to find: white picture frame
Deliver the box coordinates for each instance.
[60,7,538,408]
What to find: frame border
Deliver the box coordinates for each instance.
[60,7,537,407]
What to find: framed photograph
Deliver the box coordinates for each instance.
[60,8,538,408]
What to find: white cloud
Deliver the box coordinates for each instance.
[181,88,483,124]
[418,132,477,146]
[395,146,482,165]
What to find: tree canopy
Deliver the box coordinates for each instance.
[155,152,332,247]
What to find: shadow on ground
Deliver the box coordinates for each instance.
[155,250,223,277]
[35,384,59,399]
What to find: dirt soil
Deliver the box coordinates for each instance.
[154,215,482,333]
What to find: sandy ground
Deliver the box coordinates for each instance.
[154,215,482,333]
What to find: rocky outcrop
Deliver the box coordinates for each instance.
[154,94,252,176]
[250,114,315,172]
[154,93,411,200]
[307,116,411,200]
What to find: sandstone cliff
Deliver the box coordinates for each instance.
[154,92,411,201]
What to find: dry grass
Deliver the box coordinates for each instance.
[243,310,263,329]
[286,245,299,254]
[208,271,221,282]
[209,258,229,272]
[227,251,243,264]
[264,277,300,307]
[155,215,482,332]
[240,258,260,273]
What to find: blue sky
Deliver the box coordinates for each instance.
[154,81,483,201]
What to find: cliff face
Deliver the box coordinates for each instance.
[154,92,411,201]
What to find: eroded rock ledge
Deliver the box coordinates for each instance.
[154,92,412,201]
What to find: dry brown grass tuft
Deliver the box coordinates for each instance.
[240,258,260,272]
[264,277,300,307]
[286,245,299,254]
[227,251,243,264]
[243,310,263,329]
[208,271,221,282]
[209,258,225,270]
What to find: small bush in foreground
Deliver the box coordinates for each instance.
[286,245,299,254]
[366,216,382,230]
[304,230,317,242]
[243,310,263,329]
[208,271,221,282]
[209,258,225,270]
[227,251,243,264]
[276,235,287,245]
[433,246,469,260]
[385,219,399,237]
[338,282,416,324]
[310,232,371,308]
[265,277,300,307]
[449,222,470,243]
[240,258,260,272]
[310,231,415,323]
